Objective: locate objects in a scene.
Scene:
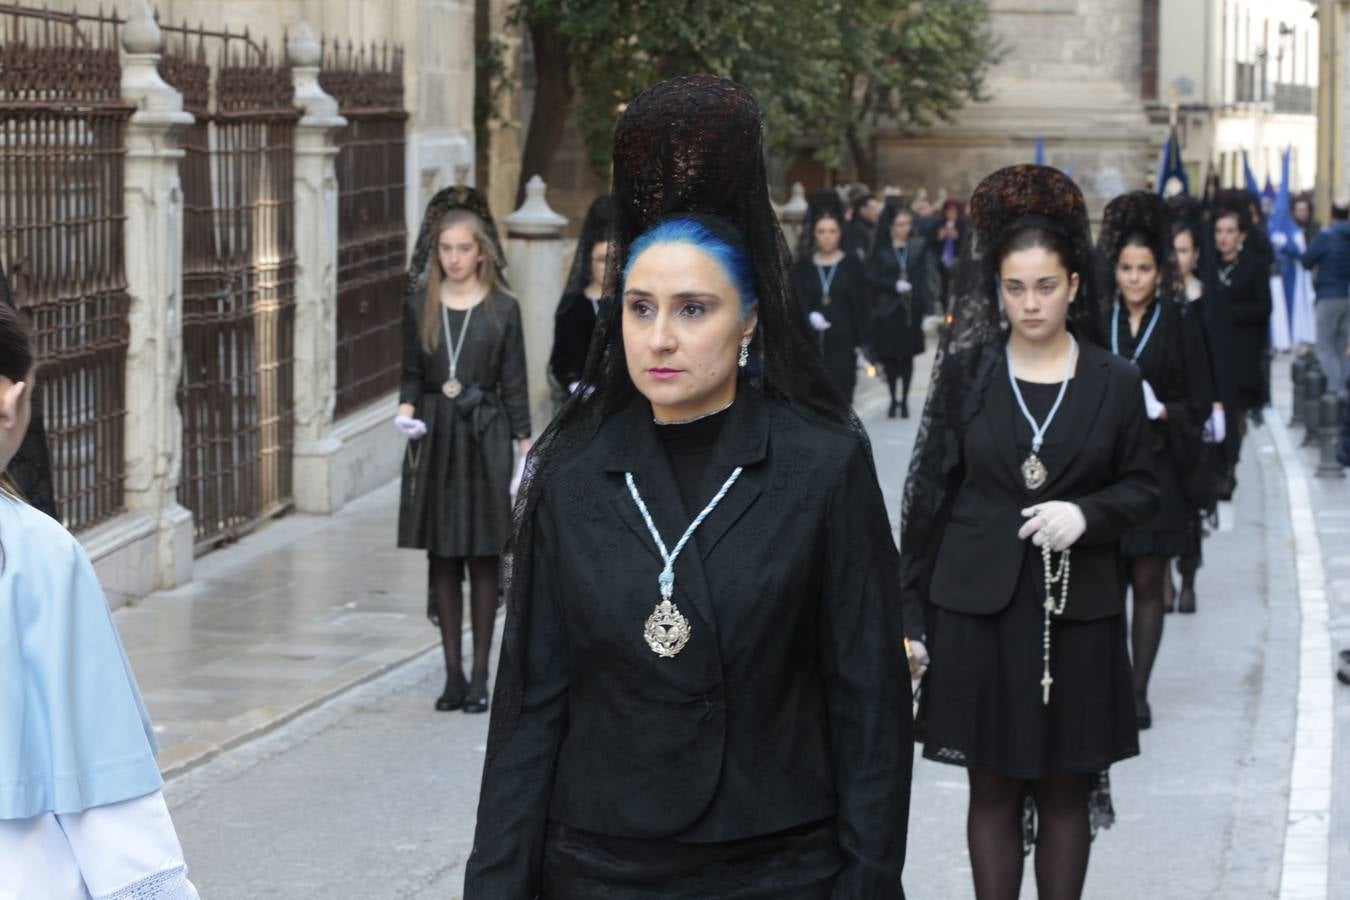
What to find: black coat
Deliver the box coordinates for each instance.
[902,341,1159,638]
[865,236,940,362]
[1205,252,1272,407]
[466,388,912,898]
[548,290,599,389]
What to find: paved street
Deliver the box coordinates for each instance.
[109,353,1345,899]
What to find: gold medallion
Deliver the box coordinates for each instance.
[644,598,692,658]
[1022,452,1048,490]
[821,292,832,306]
[442,378,462,399]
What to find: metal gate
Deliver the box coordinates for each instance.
[159,25,298,548]
[0,5,131,533]
[321,39,407,418]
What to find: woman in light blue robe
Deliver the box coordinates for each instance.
[0,302,198,898]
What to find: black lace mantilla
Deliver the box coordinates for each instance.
[486,74,869,761]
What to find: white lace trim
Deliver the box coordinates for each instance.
[94,865,199,900]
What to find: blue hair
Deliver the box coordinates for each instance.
[623,217,758,318]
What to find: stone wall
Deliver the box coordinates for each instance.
[872,0,1154,215]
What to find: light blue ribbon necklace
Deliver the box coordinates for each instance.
[1110,298,1161,364]
[816,260,839,306]
[625,466,743,658]
[1006,333,1077,490]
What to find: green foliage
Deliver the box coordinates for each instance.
[501,0,1001,176]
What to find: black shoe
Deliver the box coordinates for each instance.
[887,400,898,419]
[1178,587,1196,614]
[1339,663,1350,687]
[435,672,467,712]
[900,398,910,419]
[463,674,490,714]
[1135,696,1152,731]
[1339,648,1350,663]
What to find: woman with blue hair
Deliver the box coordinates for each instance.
[465,75,911,898]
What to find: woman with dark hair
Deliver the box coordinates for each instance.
[549,195,613,403]
[0,263,55,518]
[933,197,969,309]
[866,200,940,418]
[465,75,911,898]
[395,186,532,715]
[901,166,1158,900]
[1096,192,1212,728]
[0,302,199,898]
[794,210,871,403]
[794,187,847,261]
[1204,193,1273,491]
[1170,216,1226,614]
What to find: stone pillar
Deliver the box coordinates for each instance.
[503,176,568,434]
[779,182,807,259]
[287,23,349,514]
[118,2,195,590]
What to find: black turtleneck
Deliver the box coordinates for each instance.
[654,406,731,516]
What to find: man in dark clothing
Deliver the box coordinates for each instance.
[1301,200,1350,397]
[844,190,881,261]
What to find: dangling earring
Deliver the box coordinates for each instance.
[738,339,750,368]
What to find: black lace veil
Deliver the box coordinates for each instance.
[486,74,865,758]
[899,166,1104,631]
[561,194,614,299]
[404,184,508,298]
[795,188,848,260]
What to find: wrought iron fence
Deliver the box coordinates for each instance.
[321,39,407,418]
[0,5,131,532]
[159,23,298,548]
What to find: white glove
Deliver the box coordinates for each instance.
[906,639,929,679]
[1202,407,1226,444]
[509,454,527,499]
[1271,231,1288,250]
[393,415,427,440]
[1141,380,1166,421]
[1018,501,1087,552]
[808,310,832,332]
[567,381,580,394]
[895,278,913,294]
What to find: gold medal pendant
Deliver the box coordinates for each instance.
[1022,452,1048,490]
[644,598,692,658]
[821,292,832,306]
[442,378,462,399]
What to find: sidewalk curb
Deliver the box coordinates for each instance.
[1268,411,1335,900]
[159,633,441,781]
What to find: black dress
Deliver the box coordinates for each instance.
[1205,252,1272,414]
[549,290,599,391]
[397,291,531,559]
[865,236,939,368]
[1109,300,1206,559]
[792,253,870,403]
[537,408,843,900]
[919,378,1140,778]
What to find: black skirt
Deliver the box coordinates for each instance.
[1120,445,1188,558]
[541,819,841,899]
[919,549,1140,779]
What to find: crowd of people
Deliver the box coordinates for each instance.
[4,67,1350,898]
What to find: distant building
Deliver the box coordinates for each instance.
[1155,0,1319,192]
[866,0,1156,215]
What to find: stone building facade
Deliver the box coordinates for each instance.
[870,0,1156,215]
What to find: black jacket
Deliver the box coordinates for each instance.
[903,341,1159,637]
[466,388,911,898]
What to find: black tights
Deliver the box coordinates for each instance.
[967,769,1092,900]
[1126,554,1168,702]
[430,555,499,690]
[885,357,914,405]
